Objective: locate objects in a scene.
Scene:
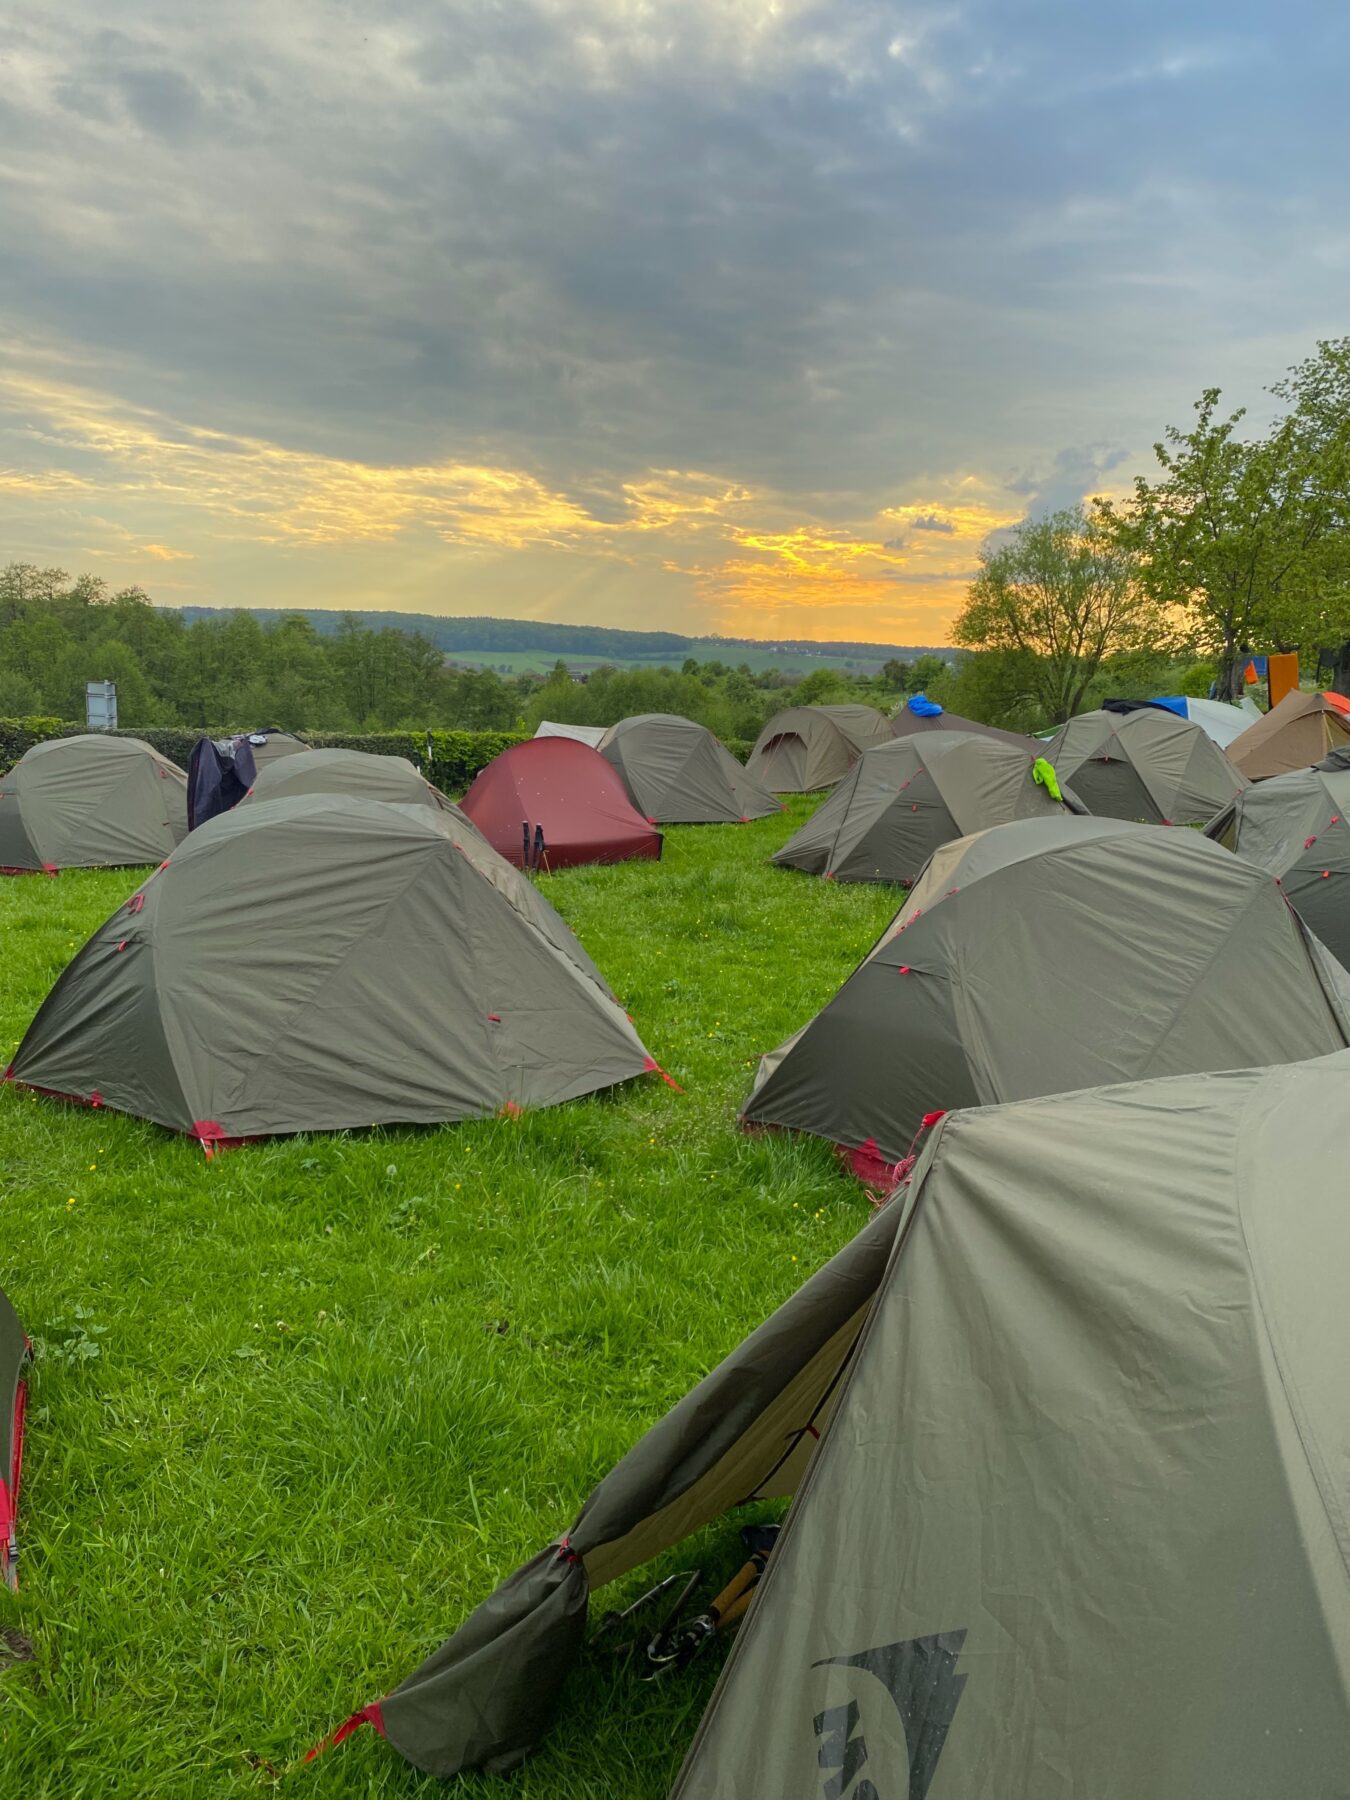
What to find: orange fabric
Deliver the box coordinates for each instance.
[1322,690,1350,714]
[1244,661,1259,685]
[1268,652,1301,708]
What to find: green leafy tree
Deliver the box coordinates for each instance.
[954,507,1165,723]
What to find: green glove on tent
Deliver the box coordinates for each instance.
[1031,754,1061,802]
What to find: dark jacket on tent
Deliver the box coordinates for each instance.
[6,794,658,1149]
[746,815,1350,1173]
[0,735,188,871]
[772,731,1065,883]
[461,738,662,870]
[1045,706,1246,824]
[317,1053,1350,1795]
[744,705,894,793]
[599,715,779,824]
[187,730,309,831]
[0,1286,29,1591]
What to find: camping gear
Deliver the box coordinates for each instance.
[5,794,662,1151]
[598,715,779,824]
[461,739,662,871]
[891,695,1036,750]
[0,734,188,871]
[744,815,1350,1176]
[188,729,309,830]
[0,1286,28,1592]
[1127,694,1260,747]
[1045,706,1246,822]
[594,1524,780,1677]
[237,748,457,814]
[1227,689,1350,780]
[1267,650,1301,708]
[772,732,1065,884]
[315,1052,1350,1793]
[744,705,894,793]
[533,721,608,748]
[1206,762,1350,966]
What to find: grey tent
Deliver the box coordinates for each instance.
[238,747,458,813]
[773,731,1065,883]
[1045,706,1246,823]
[534,721,608,749]
[1206,761,1350,965]
[317,1052,1350,1794]
[1226,689,1350,780]
[891,695,1036,750]
[241,728,309,771]
[0,734,188,872]
[5,794,661,1151]
[599,715,779,823]
[745,815,1350,1178]
[0,1285,28,1591]
[744,705,894,793]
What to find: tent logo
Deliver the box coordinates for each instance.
[813,1630,968,1800]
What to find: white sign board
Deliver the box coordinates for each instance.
[86,680,118,731]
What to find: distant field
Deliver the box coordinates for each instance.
[447,645,913,676]
[0,800,898,1798]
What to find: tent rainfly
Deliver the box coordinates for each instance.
[188,729,310,830]
[533,721,608,749]
[460,738,662,870]
[1226,689,1350,780]
[891,694,1036,750]
[1206,761,1350,966]
[0,735,188,872]
[312,1053,1350,1795]
[238,748,457,814]
[5,794,664,1151]
[744,704,894,793]
[1145,693,1261,746]
[0,1285,28,1591]
[1044,706,1246,823]
[744,815,1350,1180]
[599,715,780,824]
[773,731,1066,883]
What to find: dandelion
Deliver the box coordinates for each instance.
[66,1196,76,1207]
[88,1163,97,1172]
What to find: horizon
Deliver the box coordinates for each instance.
[2,5,1347,641]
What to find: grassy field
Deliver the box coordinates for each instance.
[0,799,898,1798]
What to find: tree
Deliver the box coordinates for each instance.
[953,507,1165,723]
[1102,341,1350,697]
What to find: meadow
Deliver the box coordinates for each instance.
[0,798,898,1798]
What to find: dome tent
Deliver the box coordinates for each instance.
[1226,689,1350,780]
[316,1054,1350,1795]
[0,1284,28,1591]
[772,731,1065,884]
[744,704,894,793]
[891,693,1037,750]
[1145,693,1261,746]
[238,747,458,814]
[598,714,779,824]
[1045,706,1246,823]
[0,734,188,872]
[460,738,662,870]
[533,720,607,748]
[1206,761,1350,965]
[743,815,1350,1178]
[5,794,661,1151]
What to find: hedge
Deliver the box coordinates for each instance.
[0,720,754,787]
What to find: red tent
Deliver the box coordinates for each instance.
[460,738,663,871]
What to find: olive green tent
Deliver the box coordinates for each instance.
[0,1284,28,1591]
[1206,761,1350,965]
[0,735,188,872]
[1226,689,1350,780]
[599,715,779,823]
[5,794,660,1150]
[316,1053,1350,1794]
[745,815,1350,1177]
[773,732,1065,883]
[745,705,894,793]
[241,729,310,770]
[238,747,457,813]
[1044,707,1246,824]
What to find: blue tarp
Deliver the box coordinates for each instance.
[906,693,945,718]
[1148,695,1189,718]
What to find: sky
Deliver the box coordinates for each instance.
[2,2,1348,645]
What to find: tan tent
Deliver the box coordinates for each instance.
[1206,761,1350,965]
[238,747,457,813]
[0,735,188,872]
[599,715,779,823]
[745,705,894,793]
[6,794,659,1149]
[773,731,1065,883]
[745,815,1350,1175]
[1226,689,1350,779]
[319,1053,1350,1793]
[1045,706,1246,823]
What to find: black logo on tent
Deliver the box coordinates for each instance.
[813,1630,967,1800]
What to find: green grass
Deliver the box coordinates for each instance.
[0,800,897,1797]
